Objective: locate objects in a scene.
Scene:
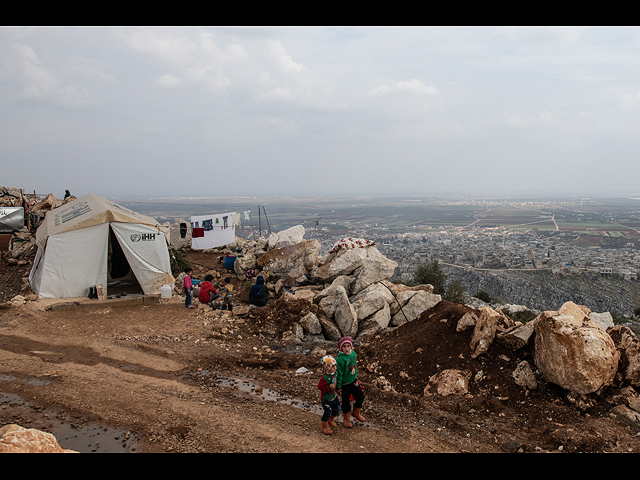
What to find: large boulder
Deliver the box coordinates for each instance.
[470,307,502,359]
[534,302,619,395]
[299,312,323,335]
[608,325,640,387]
[267,225,306,249]
[0,424,76,453]
[314,248,365,282]
[357,303,391,340]
[257,239,321,275]
[350,249,398,296]
[349,282,394,321]
[390,291,441,326]
[333,286,358,338]
[496,319,537,351]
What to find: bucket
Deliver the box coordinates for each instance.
[224,255,236,270]
[160,285,172,299]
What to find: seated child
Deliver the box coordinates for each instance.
[198,274,219,304]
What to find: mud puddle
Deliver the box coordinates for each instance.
[1,378,142,453]
[193,369,376,428]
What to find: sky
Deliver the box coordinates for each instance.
[2,26,640,199]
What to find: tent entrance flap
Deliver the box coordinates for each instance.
[108,225,143,296]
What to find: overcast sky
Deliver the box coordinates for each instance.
[2,26,640,199]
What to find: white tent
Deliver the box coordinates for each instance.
[29,193,174,299]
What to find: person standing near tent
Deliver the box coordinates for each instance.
[183,267,195,309]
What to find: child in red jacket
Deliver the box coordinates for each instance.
[198,274,220,305]
[317,355,341,435]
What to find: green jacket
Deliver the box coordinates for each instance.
[336,350,358,390]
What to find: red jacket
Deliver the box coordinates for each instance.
[198,281,217,303]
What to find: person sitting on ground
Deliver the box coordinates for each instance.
[198,274,220,304]
[249,275,269,308]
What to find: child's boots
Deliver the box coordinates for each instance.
[352,408,365,422]
[342,412,353,428]
[321,421,333,435]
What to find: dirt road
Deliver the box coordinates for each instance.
[2,254,640,453]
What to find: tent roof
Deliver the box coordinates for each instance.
[35,193,160,250]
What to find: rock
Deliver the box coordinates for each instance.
[608,325,640,387]
[0,424,76,453]
[456,311,478,332]
[318,316,342,341]
[350,283,394,321]
[357,303,391,339]
[424,369,472,396]
[257,239,321,275]
[512,360,538,390]
[470,307,501,359]
[314,276,354,303]
[372,376,396,392]
[333,286,358,338]
[234,252,258,273]
[496,319,536,351]
[268,225,306,250]
[9,295,25,307]
[282,330,302,345]
[350,249,398,295]
[318,294,337,319]
[390,291,441,326]
[590,311,615,331]
[299,312,322,335]
[611,404,640,426]
[282,289,316,304]
[389,290,419,316]
[233,305,250,316]
[534,301,619,395]
[314,248,365,282]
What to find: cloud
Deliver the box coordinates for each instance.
[368,79,437,96]
[9,43,94,109]
[156,74,183,87]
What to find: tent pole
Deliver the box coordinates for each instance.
[249,210,256,241]
[262,206,271,235]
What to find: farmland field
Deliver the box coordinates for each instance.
[113,195,640,238]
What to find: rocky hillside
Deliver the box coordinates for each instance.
[444,266,640,318]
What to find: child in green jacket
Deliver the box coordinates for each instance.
[336,336,365,428]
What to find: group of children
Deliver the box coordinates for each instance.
[317,336,366,435]
[185,267,365,436]
[182,267,233,310]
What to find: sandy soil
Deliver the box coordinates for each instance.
[1,251,640,453]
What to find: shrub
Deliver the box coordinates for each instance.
[414,259,447,294]
[170,250,191,276]
[443,280,467,304]
[474,290,492,303]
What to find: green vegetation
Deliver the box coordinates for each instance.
[414,259,447,295]
[170,250,191,276]
[474,290,493,303]
[443,279,467,303]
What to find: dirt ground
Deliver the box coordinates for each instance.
[2,251,640,453]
